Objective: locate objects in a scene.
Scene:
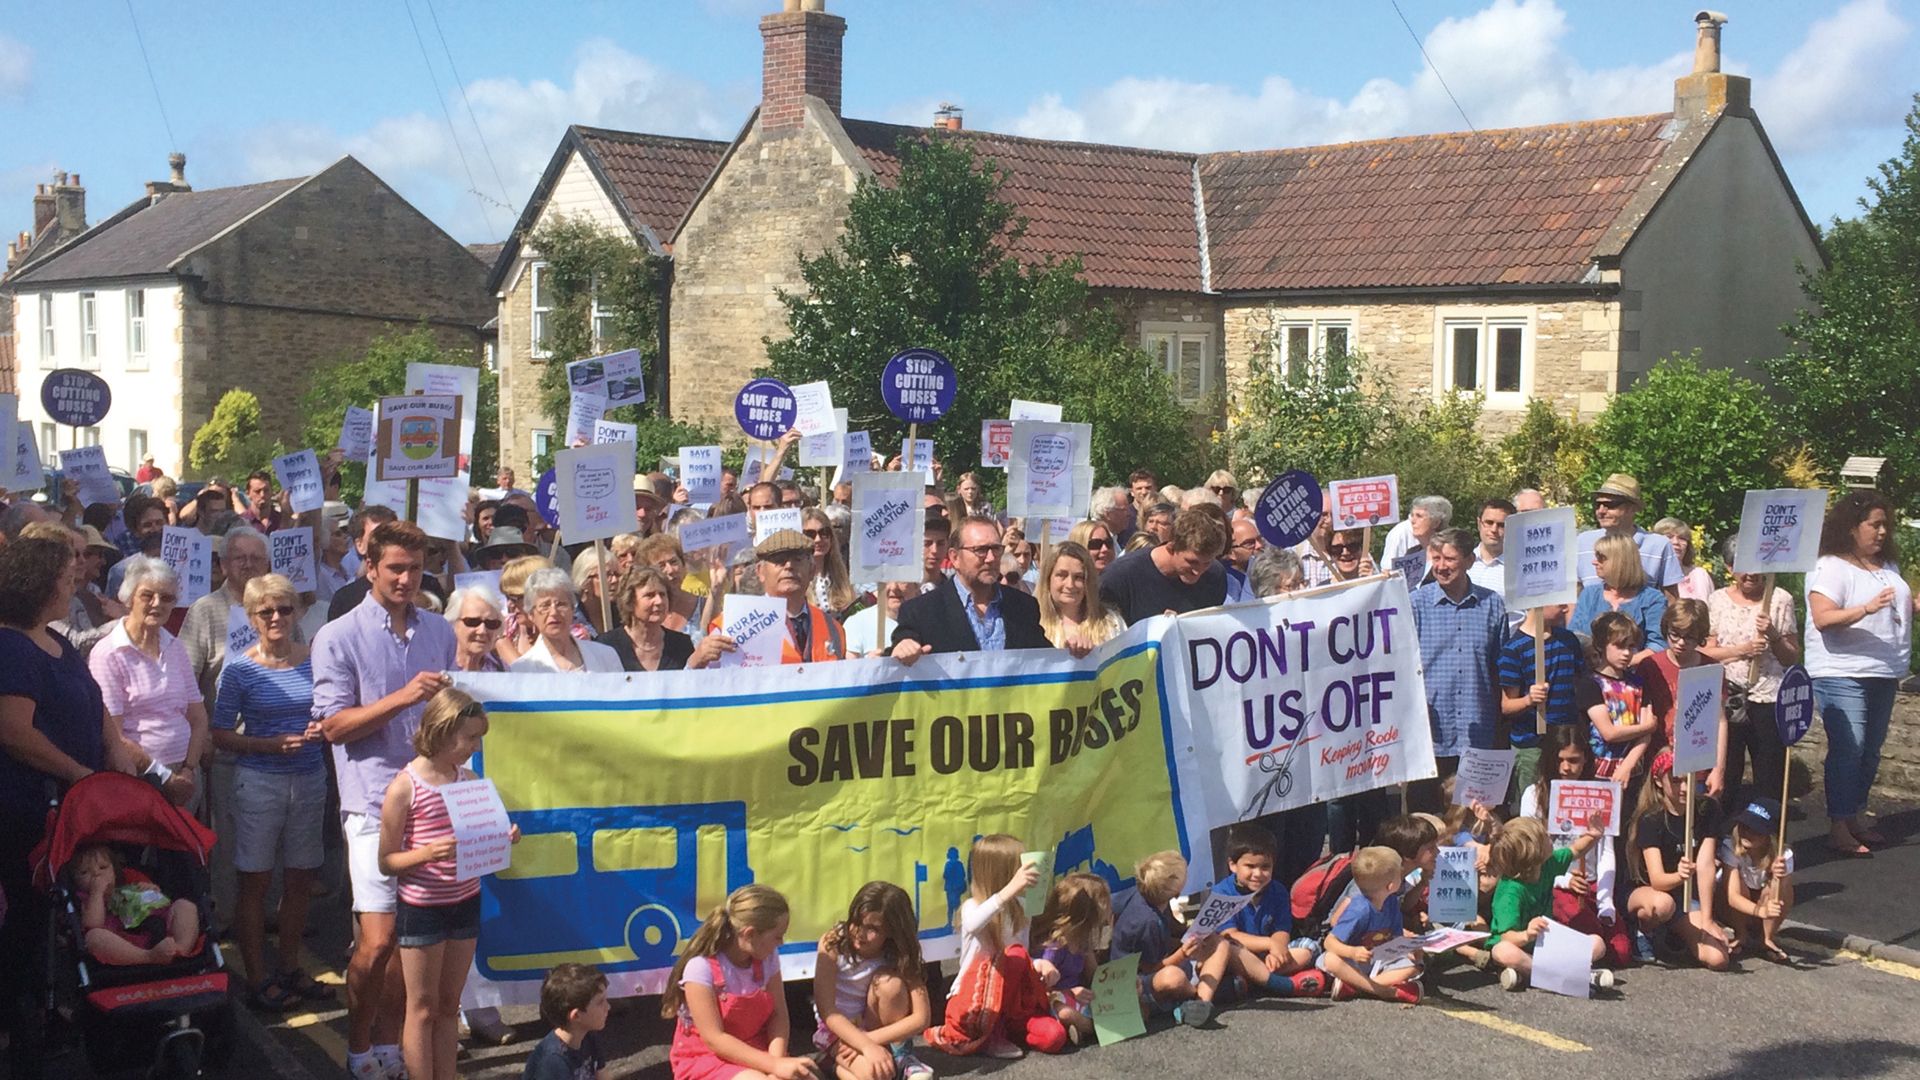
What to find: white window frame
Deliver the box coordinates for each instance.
[589,275,614,347]
[530,262,552,359]
[129,430,148,472]
[40,423,57,462]
[79,292,98,366]
[530,428,554,466]
[80,426,101,447]
[1269,316,1356,387]
[1432,307,1533,409]
[127,289,148,370]
[1141,321,1218,406]
[38,294,54,365]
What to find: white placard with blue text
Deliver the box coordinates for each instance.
[1732,488,1828,575]
[1502,506,1578,610]
[60,446,119,507]
[1672,662,1723,777]
[553,444,634,545]
[1428,846,1479,925]
[850,471,924,584]
[273,449,325,513]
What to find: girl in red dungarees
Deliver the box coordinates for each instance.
[662,885,820,1080]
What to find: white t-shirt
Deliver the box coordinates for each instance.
[1717,839,1794,892]
[1519,785,1617,921]
[1804,555,1913,678]
[845,613,897,658]
[814,952,885,1032]
[955,894,1027,975]
[678,952,768,1023]
[1381,520,1417,564]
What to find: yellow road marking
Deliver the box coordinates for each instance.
[1430,1002,1592,1052]
[282,1010,349,1066]
[1840,949,1920,982]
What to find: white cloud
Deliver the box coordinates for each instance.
[1753,0,1913,154]
[0,34,32,99]
[232,39,752,242]
[1001,0,1910,160]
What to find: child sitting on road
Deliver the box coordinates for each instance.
[924,835,1063,1057]
[521,963,610,1080]
[812,882,933,1080]
[1518,725,1630,968]
[664,885,819,1080]
[70,843,201,967]
[1318,846,1423,1003]
[1110,850,1230,1028]
[1717,798,1796,963]
[1374,815,1441,930]
[1030,873,1113,1044]
[1211,824,1325,999]
[1488,814,1614,992]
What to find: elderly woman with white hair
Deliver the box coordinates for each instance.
[1382,495,1453,565]
[509,568,622,673]
[88,555,208,808]
[445,586,508,673]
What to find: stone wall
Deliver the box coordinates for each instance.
[669,98,865,426]
[1792,692,1920,806]
[1221,292,1623,432]
[496,261,541,475]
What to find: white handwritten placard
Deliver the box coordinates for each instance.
[1428,846,1479,925]
[453,570,504,598]
[225,604,259,658]
[338,406,375,462]
[161,526,212,606]
[718,594,789,668]
[841,431,872,475]
[414,475,471,544]
[60,446,119,507]
[980,419,1013,468]
[1088,955,1146,1045]
[554,444,633,545]
[442,778,514,881]
[898,437,934,485]
[270,528,316,592]
[1006,420,1093,521]
[592,420,637,445]
[1673,662,1724,777]
[678,445,723,505]
[1451,747,1515,808]
[1733,488,1828,575]
[753,507,802,543]
[273,449,325,513]
[850,472,923,584]
[564,392,607,450]
[1180,889,1253,943]
[1009,399,1063,422]
[10,419,41,494]
[677,513,750,563]
[800,408,847,468]
[1503,505,1578,609]
[790,381,838,438]
[1549,779,1620,836]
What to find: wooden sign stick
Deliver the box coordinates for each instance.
[1534,609,1548,737]
[593,537,614,635]
[1683,781,1697,913]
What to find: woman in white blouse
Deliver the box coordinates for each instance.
[1803,491,1916,856]
[508,568,623,673]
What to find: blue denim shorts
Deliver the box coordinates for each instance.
[396,893,481,948]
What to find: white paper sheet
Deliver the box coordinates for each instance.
[442,778,515,881]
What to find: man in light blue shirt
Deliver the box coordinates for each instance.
[1574,473,1681,594]
[1409,527,1508,814]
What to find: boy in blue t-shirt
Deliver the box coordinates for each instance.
[1111,850,1231,1028]
[522,962,609,1080]
[1318,846,1423,1004]
[1213,823,1325,997]
[1498,602,1585,810]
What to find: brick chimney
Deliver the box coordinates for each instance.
[6,231,30,273]
[1674,11,1750,118]
[760,0,845,134]
[146,152,194,197]
[40,172,86,237]
[934,104,963,131]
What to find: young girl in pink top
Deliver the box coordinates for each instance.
[663,885,819,1080]
[378,689,518,1080]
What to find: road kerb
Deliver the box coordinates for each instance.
[1779,919,1920,971]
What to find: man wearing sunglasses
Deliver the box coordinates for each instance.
[891,516,1051,665]
[1574,473,1682,596]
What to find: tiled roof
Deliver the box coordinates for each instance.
[841,120,1204,293]
[574,127,729,242]
[466,242,504,266]
[1198,115,1677,290]
[9,179,306,286]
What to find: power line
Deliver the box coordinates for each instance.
[399,0,496,238]
[422,0,514,212]
[124,0,179,151]
[1390,0,1477,135]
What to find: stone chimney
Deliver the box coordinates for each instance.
[760,0,845,134]
[32,185,54,240]
[45,173,86,237]
[145,152,194,198]
[1674,11,1750,117]
[934,104,963,131]
[6,231,30,273]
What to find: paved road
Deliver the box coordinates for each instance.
[1787,799,1918,952]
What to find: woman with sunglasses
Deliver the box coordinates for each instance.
[445,587,508,673]
[803,508,867,619]
[1325,528,1377,580]
[1065,520,1118,573]
[209,572,330,1011]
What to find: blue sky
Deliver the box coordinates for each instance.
[2,0,1914,246]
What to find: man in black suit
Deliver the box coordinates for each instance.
[892,516,1086,663]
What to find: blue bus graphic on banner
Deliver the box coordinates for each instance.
[476,801,753,982]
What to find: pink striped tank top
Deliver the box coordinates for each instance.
[398,762,482,907]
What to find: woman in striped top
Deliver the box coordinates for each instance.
[378,689,518,1080]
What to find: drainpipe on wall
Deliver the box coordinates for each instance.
[655,258,673,418]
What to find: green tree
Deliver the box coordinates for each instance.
[1497,398,1595,507]
[1581,351,1782,540]
[189,389,280,481]
[1764,94,1920,513]
[1222,336,1385,488]
[297,325,498,504]
[1358,390,1511,518]
[764,135,1208,488]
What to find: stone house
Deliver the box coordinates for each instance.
[5,155,492,477]
[488,4,1821,471]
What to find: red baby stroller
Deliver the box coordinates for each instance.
[29,772,236,1078]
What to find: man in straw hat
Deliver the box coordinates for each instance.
[633,474,669,539]
[1575,472,1683,596]
[691,528,846,667]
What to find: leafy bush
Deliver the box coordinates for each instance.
[1498,398,1595,507]
[1223,340,1386,489]
[188,390,281,481]
[1579,351,1782,541]
[1357,390,1512,519]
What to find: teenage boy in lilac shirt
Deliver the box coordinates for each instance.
[312,520,456,1080]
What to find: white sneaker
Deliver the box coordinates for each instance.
[1591,969,1615,990]
[372,1048,409,1080]
[348,1053,382,1080]
[1500,967,1526,992]
[982,1036,1024,1060]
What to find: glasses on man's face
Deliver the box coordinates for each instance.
[460,616,504,630]
[1593,498,1624,511]
[1233,538,1261,552]
[253,605,295,620]
[957,543,1005,560]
